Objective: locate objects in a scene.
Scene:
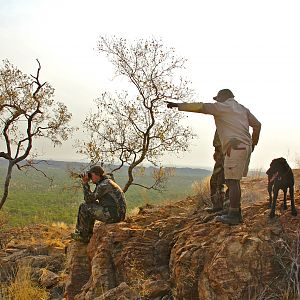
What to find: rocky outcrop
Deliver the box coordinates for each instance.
[0,224,71,300]
[65,201,192,300]
[64,242,91,300]
[64,177,300,300]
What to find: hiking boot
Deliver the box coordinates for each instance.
[205,192,224,213]
[71,232,90,244]
[216,208,229,216]
[216,207,243,221]
[215,208,243,225]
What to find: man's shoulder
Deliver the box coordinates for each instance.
[225,98,239,105]
[226,98,250,111]
[96,177,110,187]
[97,177,121,189]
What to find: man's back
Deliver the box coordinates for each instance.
[178,98,261,152]
[202,98,258,151]
[96,178,126,221]
[83,176,127,222]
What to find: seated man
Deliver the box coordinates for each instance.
[71,165,126,243]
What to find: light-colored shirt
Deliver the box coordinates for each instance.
[178,98,261,152]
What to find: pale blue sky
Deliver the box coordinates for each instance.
[1,0,300,169]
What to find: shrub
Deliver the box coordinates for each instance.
[1,262,49,300]
[272,229,300,299]
[191,177,211,209]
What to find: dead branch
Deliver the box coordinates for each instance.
[16,160,54,186]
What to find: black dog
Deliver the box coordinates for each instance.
[266,157,297,218]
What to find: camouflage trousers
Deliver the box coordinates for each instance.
[210,155,228,208]
[75,202,112,238]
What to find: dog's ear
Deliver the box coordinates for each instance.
[281,158,290,170]
[277,157,290,173]
[267,159,278,175]
[268,156,292,178]
[270,158,277,167]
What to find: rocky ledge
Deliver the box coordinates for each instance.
[64,183,300,300]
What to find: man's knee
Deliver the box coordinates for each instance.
[78,202,91,215]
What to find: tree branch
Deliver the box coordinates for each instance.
[0,152,11,160]
[16,161,54,185]
[30,59,46,100]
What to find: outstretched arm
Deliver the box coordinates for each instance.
[165,101,206,113]
[165,101,179,109]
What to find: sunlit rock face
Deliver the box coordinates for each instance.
[65,174,300,300]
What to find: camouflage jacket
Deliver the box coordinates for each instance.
[213,130,222,153]
[83,175,126,222]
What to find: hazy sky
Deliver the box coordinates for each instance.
[1,0,300,170]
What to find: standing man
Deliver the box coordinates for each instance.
[71,165,126,243]
[206,130,228,213]
[166,89,261,225]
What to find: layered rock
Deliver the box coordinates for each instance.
[64,177,300,300]
[65,201,194,300]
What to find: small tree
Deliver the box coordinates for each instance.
[0,60,73,209]
[79,37,195,192]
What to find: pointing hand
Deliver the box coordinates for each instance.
[165,101,179,109]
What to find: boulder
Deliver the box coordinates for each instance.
[94,282,140,300]
[40,268,60,288]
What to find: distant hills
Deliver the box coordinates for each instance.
[0,159,211,178]
[0,158,212,227]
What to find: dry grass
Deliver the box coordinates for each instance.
[241,176,262,206]
[247,284,279,300]
[127,259,147,297]
[242,190,260,205]
[271,229,300,299]
[51,221,69,230]
[295,156,300,169]
[0,211,8,228]
[191,176,211,209]
[0,262,49,300]
[249,168,264,180]
[44,237,65,248]
[127,207,141,218]
[246,229,300,300]
[0,212,11,249]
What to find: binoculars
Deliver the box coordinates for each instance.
[79,172,92,179]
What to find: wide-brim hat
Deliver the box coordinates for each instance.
[213,89,234,100]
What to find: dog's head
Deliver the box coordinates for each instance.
[266,157,290,176]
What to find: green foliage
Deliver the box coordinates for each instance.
[0,165,80,227]
[0,163,210,227]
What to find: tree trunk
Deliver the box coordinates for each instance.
[0,161,14,210]
[123,165,134,193]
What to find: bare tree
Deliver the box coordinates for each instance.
[0,59,73,209]
[79,37,195,192]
